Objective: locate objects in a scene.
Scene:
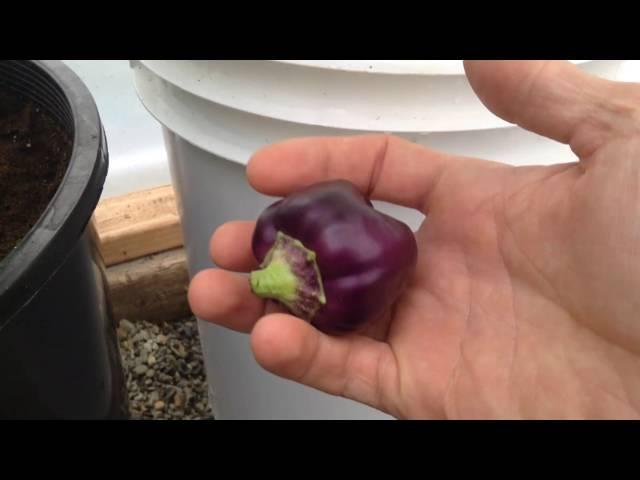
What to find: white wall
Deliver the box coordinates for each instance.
[63,60,171,199]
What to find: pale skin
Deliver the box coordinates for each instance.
[188,60,640,419]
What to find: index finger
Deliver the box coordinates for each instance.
[246,134,484,213]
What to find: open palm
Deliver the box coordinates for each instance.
[188,60,640,419]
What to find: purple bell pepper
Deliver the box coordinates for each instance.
[250,180,418,334]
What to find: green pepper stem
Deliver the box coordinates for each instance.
[250,258,299,303]
[249,231,326,321]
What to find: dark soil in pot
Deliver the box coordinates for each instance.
[0,88,72,262]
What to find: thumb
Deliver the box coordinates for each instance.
[463,60,640,158]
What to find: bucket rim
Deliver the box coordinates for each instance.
[271,60,596,76]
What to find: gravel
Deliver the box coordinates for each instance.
[117,317,214,420]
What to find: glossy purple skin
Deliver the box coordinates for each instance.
[252,180,418,334]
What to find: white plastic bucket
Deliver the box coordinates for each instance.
[131,60,626,419]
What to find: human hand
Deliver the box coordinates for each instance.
[188,60,640,419]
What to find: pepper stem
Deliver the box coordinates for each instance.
[249,232,326,321]
[250,257,298,303]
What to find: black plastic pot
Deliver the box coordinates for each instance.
[0,60,129,419]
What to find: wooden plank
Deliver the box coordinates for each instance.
[106,248,191,324]
[94,185,184,267]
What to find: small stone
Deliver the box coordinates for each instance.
[154,401,165,410]
[177,359,188,375]
[157,334,168,345]
[165,388,176,402]
[146,369,155,378]
[134,365,148,376]
[120,319,135,333]
[147,355,156,366]
[143,340,158,352]
[169,341,187,358]
[174,391,185,408]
